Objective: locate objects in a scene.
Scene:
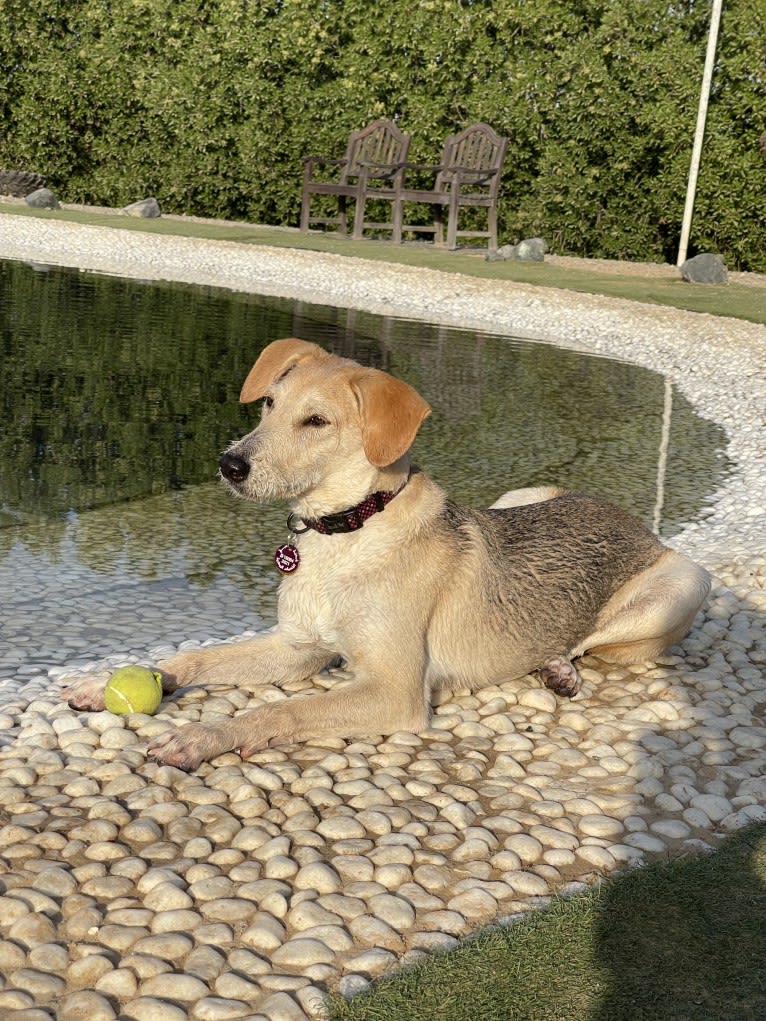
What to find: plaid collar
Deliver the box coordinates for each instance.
[288,477,409,535]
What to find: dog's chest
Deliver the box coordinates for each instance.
[277,534,380,645]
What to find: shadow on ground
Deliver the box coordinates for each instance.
[327,822,766,1021]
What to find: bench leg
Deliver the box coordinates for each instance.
[300,192,311,232]
[338,196,348,235]
[351,194,365,239]
[488,205,498,250]
[433,205,444,246]
[447,188,460,250]
[393,198,403,244]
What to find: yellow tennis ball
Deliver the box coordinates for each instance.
[104,665,163,715]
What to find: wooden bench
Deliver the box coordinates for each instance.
[357,122,508,249]
[300,119,411,237]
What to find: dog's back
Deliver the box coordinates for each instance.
[425,490,667,687]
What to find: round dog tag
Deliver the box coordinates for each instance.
[275,543,300,574]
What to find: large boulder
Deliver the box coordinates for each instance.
[122,197,161,218]
[0,168,46,197]
[680,253,727,284]
[25,188,60,209]
[515,237,548,261]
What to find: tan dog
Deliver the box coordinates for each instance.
[64,338,710,770]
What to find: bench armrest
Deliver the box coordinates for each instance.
[302,156,349,167]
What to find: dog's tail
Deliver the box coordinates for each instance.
[489,485,567,510]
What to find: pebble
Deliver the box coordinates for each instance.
[58,990,117,1021]
[0,217,765,1021]
[272,937,336,969]
[192,996,253,1019]
[577,814,625,838]
[122,998,189,1021]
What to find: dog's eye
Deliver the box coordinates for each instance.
[302,414,329,428]
[262,396,274,410]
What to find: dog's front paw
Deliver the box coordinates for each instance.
[147,724,235,771]
[60,672,110,712]
[541,656,581,698]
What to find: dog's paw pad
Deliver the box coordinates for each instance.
[541,656,581,698]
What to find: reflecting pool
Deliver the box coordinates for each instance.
[0,259,729,677]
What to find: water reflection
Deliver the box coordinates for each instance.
[0,260,729,674]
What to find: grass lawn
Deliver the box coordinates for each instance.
[327,822,766,1021]
[2,203,766,326]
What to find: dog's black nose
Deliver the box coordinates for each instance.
[219,452,250,483]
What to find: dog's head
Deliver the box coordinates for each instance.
[220,339,431,509]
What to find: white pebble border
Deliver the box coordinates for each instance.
[0,212,765,1021]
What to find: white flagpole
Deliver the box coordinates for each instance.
[677,0,724,267]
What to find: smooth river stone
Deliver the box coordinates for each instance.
[272,937,336,968]
[577,814,625,838]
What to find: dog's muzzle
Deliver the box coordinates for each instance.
[219,452,250,484]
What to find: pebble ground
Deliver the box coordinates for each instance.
[0,212,765,1021]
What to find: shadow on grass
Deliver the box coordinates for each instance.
[327,822,766,1021]
[592,821,766,1021]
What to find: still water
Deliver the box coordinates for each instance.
[0,259,729,677]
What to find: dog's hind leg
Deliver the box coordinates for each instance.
[570,548,711,665]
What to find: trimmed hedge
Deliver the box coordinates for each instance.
[1,0,764,269]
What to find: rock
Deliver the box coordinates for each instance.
[680,252,727,284]
[516,237,548,261]
[577,814,625,838]
[141,972,210,1001]
[366,892,416,930]
[338,974,371,999]
[95,966,139,998]
[518,688,558,713]
[122,997,188,1021]
[9,967,67,999]
[447,887,499,920]
[485,238,547,262]
[240,910,286,952]
[294,861,342,894]
[123,197,161,218]
[24,187,60,209]
[503,833,544,864]
[258,990,311,1020]
[58,989,117,1021]
[190,996,252,1019]
[0,167,46,197]
[213,971,261,1000]
[689,793,733,823]
[271,937,336,969]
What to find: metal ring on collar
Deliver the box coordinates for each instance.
[286,513,311,534]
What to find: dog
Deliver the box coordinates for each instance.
[63,338,711,770]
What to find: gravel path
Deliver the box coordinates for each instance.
[1,214,765,1021]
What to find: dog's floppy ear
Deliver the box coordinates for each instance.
[350,369,431,467]
[239,338,329,402]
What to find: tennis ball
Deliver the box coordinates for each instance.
[104,665,163,715]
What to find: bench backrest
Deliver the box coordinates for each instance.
[435,122,508,194]
[341,119,411,182]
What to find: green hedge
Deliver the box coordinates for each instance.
[1,0,764,269]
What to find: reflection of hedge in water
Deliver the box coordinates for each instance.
[1,261,728,544]
[1,260,294,516]
[290,301,730,538]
